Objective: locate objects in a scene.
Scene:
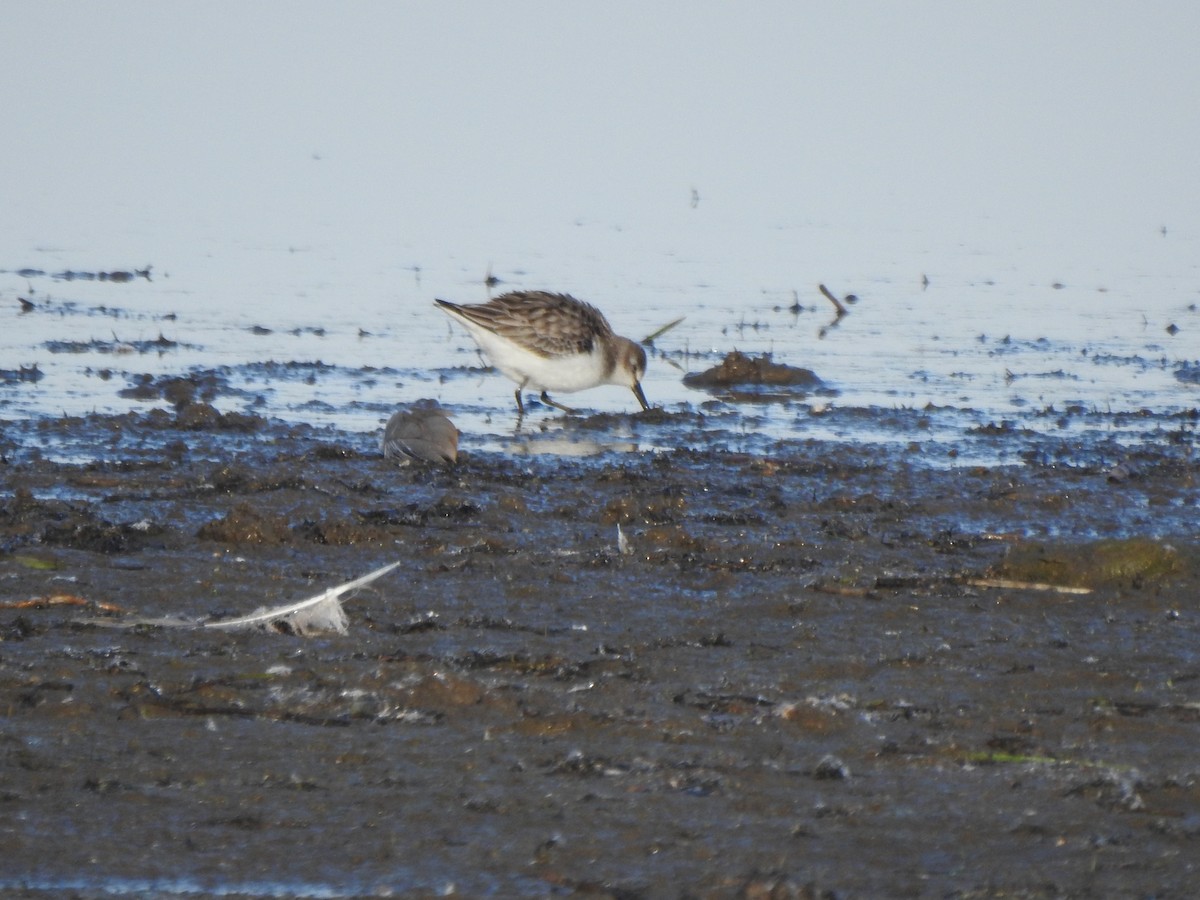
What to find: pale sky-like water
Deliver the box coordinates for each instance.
[3,3,1198,458]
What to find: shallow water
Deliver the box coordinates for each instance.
[4,217,1197,467]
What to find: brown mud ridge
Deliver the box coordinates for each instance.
[683,350,832,403]
[1,409,1199,897]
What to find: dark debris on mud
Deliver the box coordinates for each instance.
[1,410,1199,896]
[683,350,834,404]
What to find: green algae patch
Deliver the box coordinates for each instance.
[994,538,1185,589]
[9,554,62,571]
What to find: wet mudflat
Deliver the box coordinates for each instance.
[1,407,1199,898]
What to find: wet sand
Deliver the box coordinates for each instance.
[1,406,1199,897]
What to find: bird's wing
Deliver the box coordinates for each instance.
[450,291,613,358]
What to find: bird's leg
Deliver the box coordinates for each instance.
[540,391,578,415]
[513,386,526,415]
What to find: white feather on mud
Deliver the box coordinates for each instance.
[81,562,400,636]
[617,523,633,557]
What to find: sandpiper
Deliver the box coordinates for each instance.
[381,401,459,464]
[435,290,650,415]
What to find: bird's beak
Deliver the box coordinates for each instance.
[632,381,650,411]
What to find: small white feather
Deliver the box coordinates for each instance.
[617,523,633,556]
[80,562,400,636]
[203,561,401,634]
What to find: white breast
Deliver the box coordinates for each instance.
[461,322,608,393]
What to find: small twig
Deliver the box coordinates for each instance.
[0,594,126,614]
[818,284,848,318]
[962,577,1092,595]
[873,574,1092,595]
[642,316,685,345]
[809,581,877,598]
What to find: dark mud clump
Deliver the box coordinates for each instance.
[173,403,264,432]
[196,502,296,545]
[115,371,264,432]
[5,264,152,282]
[683,350,831,400]
[112,371,267,432]
[1,411,1199,896]
[45,334,184,355]
[0,364,43,385]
